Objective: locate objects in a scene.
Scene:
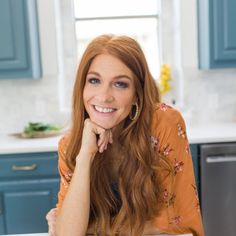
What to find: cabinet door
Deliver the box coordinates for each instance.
[0,0,41,79]
[190,144,200,195]
[198,0,236,69]
[0,152,59,179]
[0,194,4,234]
[0,178,59,234]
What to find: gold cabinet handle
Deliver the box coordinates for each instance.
[11,163,37,171]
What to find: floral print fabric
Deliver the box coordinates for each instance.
[56,103,204,236]
[150,103,204,235]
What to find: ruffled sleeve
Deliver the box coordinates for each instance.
[56,134,73,210]
[151,103,204,236]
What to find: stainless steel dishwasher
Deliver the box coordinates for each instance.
[200,143,236,236]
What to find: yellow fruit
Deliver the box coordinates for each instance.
[159,80,165,86]
[161,69,170,76]
[159,64,172,96]
[162,64,169,69]
[161,75,170,81]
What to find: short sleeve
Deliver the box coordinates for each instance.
[151,103,204,236]
[56,134,73,210]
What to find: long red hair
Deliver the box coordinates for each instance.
[66,35,163,235]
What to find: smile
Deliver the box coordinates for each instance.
[93,105,117,113]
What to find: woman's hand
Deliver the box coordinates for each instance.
[46,208,58,236]
[78,118,113,161]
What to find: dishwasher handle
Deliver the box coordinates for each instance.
[206,156,236,163]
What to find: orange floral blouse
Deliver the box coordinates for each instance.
[56,103,204,236]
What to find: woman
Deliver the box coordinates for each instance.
[46,35,204,236]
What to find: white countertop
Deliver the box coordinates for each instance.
[0,122,236,155]
[187,122,236,144]
[0,134,62,155]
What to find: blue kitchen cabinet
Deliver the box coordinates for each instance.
[0,152,59,234]
[198,0,236,69]
[190,144,200,195]
[0,0,42,79]
[0,193,4,234]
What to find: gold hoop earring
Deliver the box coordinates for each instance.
[129,102,139,121]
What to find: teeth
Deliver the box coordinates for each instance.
[94,105,115,113]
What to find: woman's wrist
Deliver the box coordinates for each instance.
[76,150,96,166]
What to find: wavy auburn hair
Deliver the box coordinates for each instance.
[66,34,162,235]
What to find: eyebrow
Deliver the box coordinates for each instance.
[87,71,132,81]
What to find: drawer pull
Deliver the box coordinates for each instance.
[206,156,236,163]
[12,164,37,171]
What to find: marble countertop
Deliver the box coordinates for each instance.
[187,122,236,144]
[0,134,63,155]
[0,122,236,155]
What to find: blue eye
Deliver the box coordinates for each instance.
[88,78,100,84]
[114,81,128,88]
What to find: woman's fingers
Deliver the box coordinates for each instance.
[96,128,112,153]
[98,141,108,153]
[109,130,113,144]
[46,208,57,236]
[82,118,113,154]
[46,208,57,221]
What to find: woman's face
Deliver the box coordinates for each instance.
[83,53,136,130]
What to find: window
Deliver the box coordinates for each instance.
[73,0,162,79]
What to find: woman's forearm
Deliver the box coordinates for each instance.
[56,152,93,236]
[143,221,162,235]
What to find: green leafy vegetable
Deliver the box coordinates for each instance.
[24,122,61,134]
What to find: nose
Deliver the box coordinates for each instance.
[96,84,114,103]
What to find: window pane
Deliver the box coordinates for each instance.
[74,0,159,18]
[75,18,160,79]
